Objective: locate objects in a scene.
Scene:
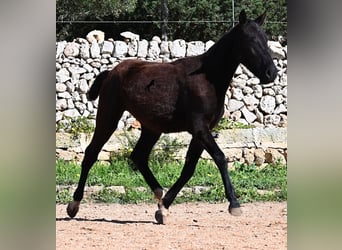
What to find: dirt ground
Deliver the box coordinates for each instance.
[56,201,287,250]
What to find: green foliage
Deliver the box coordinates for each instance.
[213,117,255,132]
[56,158,287,204]
[109,133,183,165]
[56,117,94,136]
[57,0,287,41]
[231,161,287,202]
[56,189,73,204]
[56,0,138,40]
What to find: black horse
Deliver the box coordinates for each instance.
[67,10,277,224]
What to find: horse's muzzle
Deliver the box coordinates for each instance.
[261,65,277,84]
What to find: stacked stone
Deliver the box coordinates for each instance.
[56,33,287,131]
[226,41,287,127]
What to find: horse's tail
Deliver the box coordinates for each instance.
[87,70,109,101]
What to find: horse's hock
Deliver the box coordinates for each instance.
[56,31,287,165]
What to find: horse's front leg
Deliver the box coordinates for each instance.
[156,138,204,224]
[194,124,242,216]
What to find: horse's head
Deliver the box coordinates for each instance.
[233,10,277,84]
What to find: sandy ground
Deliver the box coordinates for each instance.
[56,201,287,250]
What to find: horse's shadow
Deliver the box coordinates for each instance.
[56,217,157,225]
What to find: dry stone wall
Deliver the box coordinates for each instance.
[56,128,287,166]
[56,34,287,131]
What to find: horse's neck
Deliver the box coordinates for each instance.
[203,29,239,93]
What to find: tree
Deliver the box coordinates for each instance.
[56,0,137,40]
[56,0,287,41]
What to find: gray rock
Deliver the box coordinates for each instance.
[56,41,67,58]
[247,77,260,86]
[192,186,210,194]
[56,99,67,111]
[255,109,264,123]
[275,94,285,104]
[230,110,242,121]
[68,66,87,75]
[90,42,101,58]
[235,65,243,75]
[241,106,257,123]
[225,148,243,162]
[56,111,63,122]
[264,114,281,126]
[58,92,71,99]
[268,41,286,60]
[253,85,263,98]
[56,68,70,83]
[87,102,94,113]
[90,61,101,68]
[254,148,265,166]
[280,87,287,97]
[228,99,244,112]
[127,40,138,57]
[64,109,80,118]
[243,148,255,165]
[65,81,75,92]
[113,41,128,58]
[120,31,140,41]
[75,102,87,114]
[64,42,80,57]
[83,73,95,80]
[242,86,254,95]
[67,99,75,109]
[205,40,215,51]
[160,41,170,58]
[56,83,67,92]
[100,58,109,64]
[79,44,90,59]
[71,91,81,102]
[78,79,89,93]
[243,94,259,111]
[170,39,186,58]
[230,78,246,88]
[186,41,205,56]
[152,36,161,43]
[265,148,286,164]
[101,41,114,54]
[231,87,243,100]
[148,40,160,59]
[274,104,287,114]
[137,39,148,58]
[260,95,276,114]
[263,88,275,96]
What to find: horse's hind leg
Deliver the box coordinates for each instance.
[130,127,162,196]
[154,138,204,224]
[129,127,166,221]
[67,97,123,218]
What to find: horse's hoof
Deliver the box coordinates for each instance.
[229,206,242,216]
[155,208,169,224]
[67,201,80,218]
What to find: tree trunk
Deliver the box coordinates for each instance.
[161,0,168,41]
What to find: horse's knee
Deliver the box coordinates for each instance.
[212,152,227,169]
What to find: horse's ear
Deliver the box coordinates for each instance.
[255,11,267,26]
[239,10,247,25]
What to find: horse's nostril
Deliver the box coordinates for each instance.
[265,67,277,80]
[265,68,271,78]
